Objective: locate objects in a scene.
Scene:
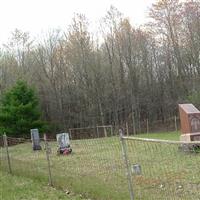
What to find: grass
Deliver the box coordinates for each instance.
[1,131,200,200]
[135,131,181,140]
[0,171,84,200]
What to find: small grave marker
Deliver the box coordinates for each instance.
[56,133,72,155]
[132,164,142,175]
[30,129,42,150]
[56,133,70,147]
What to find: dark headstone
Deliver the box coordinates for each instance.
[31,129,42,150]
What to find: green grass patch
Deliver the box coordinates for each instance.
[0,171,84,200]
[135,131,181,140]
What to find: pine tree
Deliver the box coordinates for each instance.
[0,81,47,136]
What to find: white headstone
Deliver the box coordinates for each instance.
[56,133,70,148]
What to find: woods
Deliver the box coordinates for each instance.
[0,0,200,134]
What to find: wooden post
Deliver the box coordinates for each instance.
[3,133,12,174]
[132,108,136,135]
[174,115,177,132]
[96,126,99,138]
[104,126,107,137]
[69,129,72,140]
[146,119,149,134]
[44,134,53,186]
[138,112,141,134]
[126,122,129,136]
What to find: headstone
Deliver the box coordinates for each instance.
[179,104,200,141]
[56,133,72,155]
[31,129,42,150]
[132,164,142,175]
[56,133,70,148]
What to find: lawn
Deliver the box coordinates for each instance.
[1,131,200,200]
[135,131,181,141]
[0,171,84,200]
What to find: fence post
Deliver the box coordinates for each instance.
[146,118,149,134]
[111,125,114,136]
[44,134,53,186]
[69,129,72,140]
[126,122,129,136]
[3,133,12,174]
[119,129,134,200]
[132,109,136,135]
[174,116,178,132]
[96,126,99,138]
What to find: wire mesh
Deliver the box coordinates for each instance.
[0,134,129,200]
[0,136,49,183]
[123,136,200,200]
[48,134,129,200]
[69,125,114,139]
[1,133,200,200]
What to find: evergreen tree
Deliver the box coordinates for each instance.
[0,81,47,136]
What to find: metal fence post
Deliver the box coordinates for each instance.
[119,129,134,200]
[44,134,53,186]
[3,133,12,174]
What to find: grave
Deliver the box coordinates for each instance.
[179,104,200,142]
[30,129,42,150]
[56,133,72,155]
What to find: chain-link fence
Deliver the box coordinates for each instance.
[123,136,200,200]
[1,132,200,200]
[0,133,129,200]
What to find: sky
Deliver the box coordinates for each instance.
[0,0,155,45]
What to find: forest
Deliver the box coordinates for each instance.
[0,0,200,133]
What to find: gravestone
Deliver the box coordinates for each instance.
[30,129,42,150]
[56,133,72,155]
[56,133,70,148]
[179,104,200,142]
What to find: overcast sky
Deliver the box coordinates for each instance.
[0,0,155,45]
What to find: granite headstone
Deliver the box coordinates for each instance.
[31,129,42,150]
[179,104,200,141]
